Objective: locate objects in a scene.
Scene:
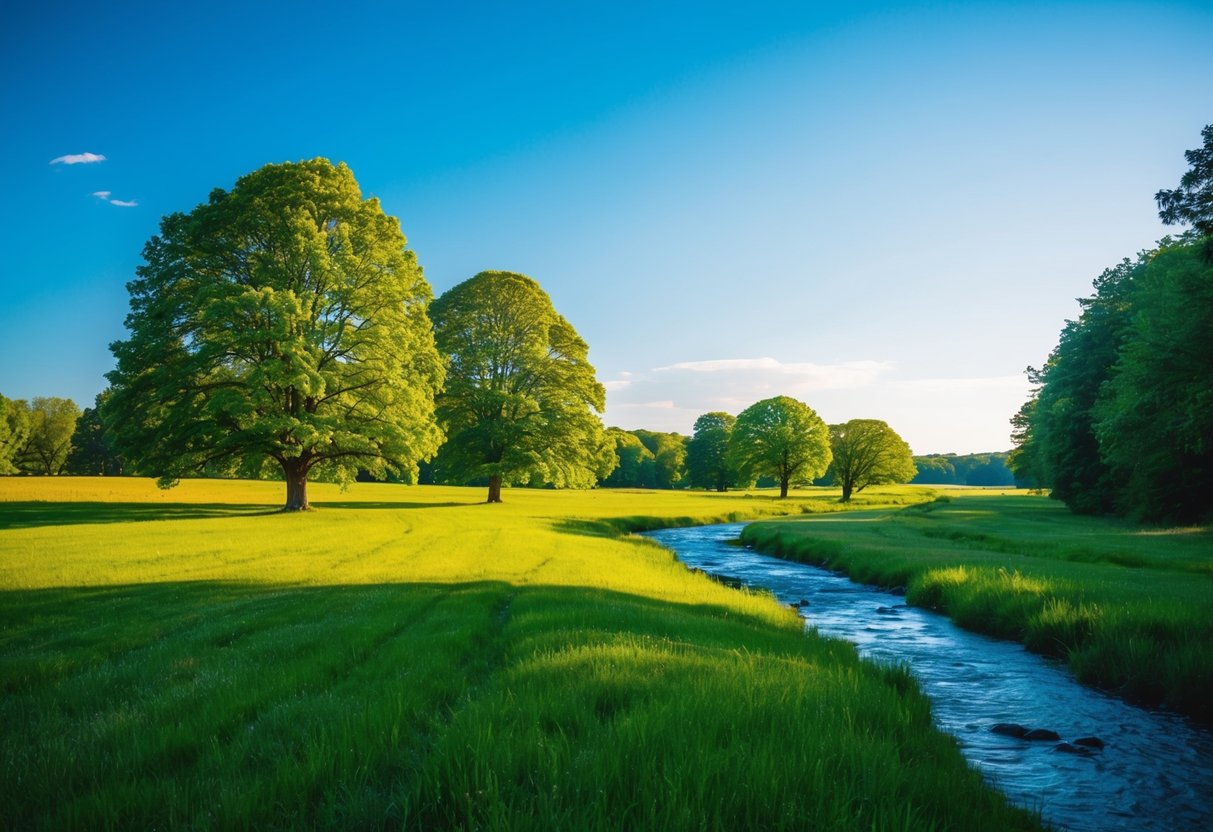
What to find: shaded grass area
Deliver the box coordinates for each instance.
[0,478,1039,830]
[0,582,1038,831]
[741,493,1213,722]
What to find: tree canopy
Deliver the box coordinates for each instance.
[600,428,656,488]
[0,394,31,475]
[727,396,831,498]
[65,391,124,476]
[1091,243,1213,521]
[430,270,613,503]
[685,411,739,492]
[827,419,915,502]
[631,429,687,489]
[1156,123,1213,237]
[13,397,81,475]
[105,159,445,510]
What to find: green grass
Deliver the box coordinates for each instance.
[0,478,1040,830]
[741,492,1213,722]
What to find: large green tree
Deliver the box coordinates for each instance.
[827,419,916,502]
[685,411,739,492]
[106,159,445,510]
[726,396,831,498]
[17,397,81,475]
[430,271,613,503]
[0,394,31,474]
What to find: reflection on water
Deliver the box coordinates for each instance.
[646,523,1213,832]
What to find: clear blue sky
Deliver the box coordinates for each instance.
[2,0,1210,453]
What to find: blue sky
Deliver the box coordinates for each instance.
[2,0,1210,453]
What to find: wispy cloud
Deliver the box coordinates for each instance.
[654,357,893,390]
[50,152,107,165]
[93,191,137,207]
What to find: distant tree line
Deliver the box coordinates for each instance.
[1009,124,1213,524]
[0,393,123,477]
[910,453,1021,487]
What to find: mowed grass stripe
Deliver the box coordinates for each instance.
[1,478,1041,830]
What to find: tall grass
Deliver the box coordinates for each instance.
[0,478,1039,830]
[741,492,1213,721]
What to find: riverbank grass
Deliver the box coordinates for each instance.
[741,492,1213,721]
[1,478,1040,830]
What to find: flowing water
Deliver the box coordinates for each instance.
[645,523,1213,832]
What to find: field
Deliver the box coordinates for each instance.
[0,478,1041,830]
[741,492,1213,721]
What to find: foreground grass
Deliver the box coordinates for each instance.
[0,478,1039,830]
[741,492,1213,722]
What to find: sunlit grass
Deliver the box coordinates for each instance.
[0,478,1039,830]
[742,492,1213,721]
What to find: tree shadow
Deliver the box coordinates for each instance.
[309,501,468,511]
[0,501,280,530]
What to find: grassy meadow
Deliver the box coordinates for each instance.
[0,477,1042,830]
[742,492,1213,721]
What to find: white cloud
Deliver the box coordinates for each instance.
[92,191,112,200]
[50,152,106,165]
[108,199,138,207]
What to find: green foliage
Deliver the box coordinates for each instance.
[727,396,831,498]
[430,271,613,502]
[105,159,444,510]
[601,428,657,487]
[64,391,124,476]
[742,493,1213,722]
[1011,253,1145,514]
[631,429,687,488]
[828,419,916,502]
[0,394,31,474]
[685,411,741,491]
[15,397,81,475]
[1156,123,1213,236]
[1012,237,1213,523]
[1092,244,1213,523]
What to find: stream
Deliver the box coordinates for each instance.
[644,523,1213,832]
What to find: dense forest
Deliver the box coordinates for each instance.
[1009,125,1213,524]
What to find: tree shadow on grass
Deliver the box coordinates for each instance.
[309,501,468,511]
[0,500,474,530]
[0,501,280,530]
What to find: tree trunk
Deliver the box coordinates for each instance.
[841,480,853,503]
[282,459,310,511]
[487,474,503,504]
[779,476,789,499]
